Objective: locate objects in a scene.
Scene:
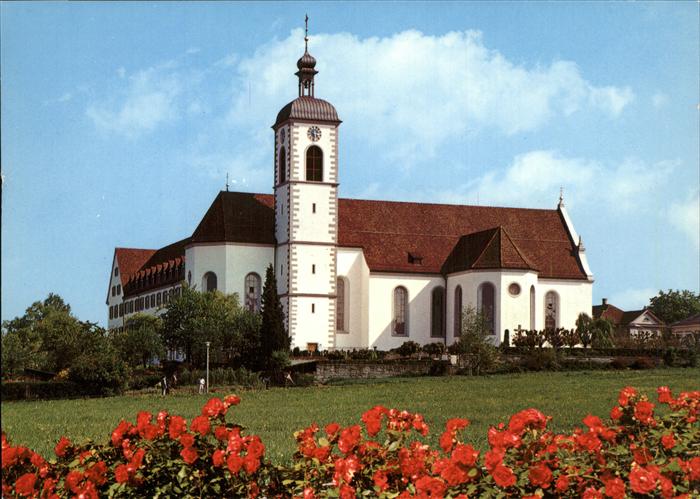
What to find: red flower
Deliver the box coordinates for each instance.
[583,486,604,499]
[224,394,241,407]
[361,406,386,436]
[114,464,129,484]
[492,464,516,488]
[111,420,131,447]
[338,425,362,454]
[85,461,108,486]
[303,487,316,499]
[484,448,505,472]
[555,475,570,493]
[243,454,260,474]
[339,484,355,499]
[212,449,225,467]
[629,466,658,494]
[54,436,72,458]
[15,473,37,497]
[688,456,700,480]
[657,386,673,404]
[325,423,340,436]
[583,414,603,429]
[632,446,652,465]
[451,444,479,467]
[634,401,655,424]
[202,398,226,418]
[180,446,198,464]
[179,433,195,448]
[508,408,547,434]
[169,416,188,439]
[610,406,623,420]
[373,469,389,491]
[415,476,447,497]
[603,477,625,499]
[227,454,243,474]
[618,386,637,406]
[661,432,676,450]
[529,462,553,488]
[190,415,210,435]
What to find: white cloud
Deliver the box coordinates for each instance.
[86,65,184,138]
[669,190,700,249]
[652,92,669,109]
[228,29,634,163]
[428,150,676,211]
[608,287,656,310]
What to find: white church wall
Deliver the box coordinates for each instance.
[275,186,290,243]
[290,245,335,295]
[289,183,337,243]
[536,278,593,331]
[107,257,123,330]
[289,296,333,351]
[446,271,504,344]
[185,243,273,297]
[223,243,274,304]
[275,245,290,296]
[498,271,539,340]
[335,248,370,349]
[367,273,445,351]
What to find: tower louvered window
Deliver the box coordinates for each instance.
[306,146,323,181]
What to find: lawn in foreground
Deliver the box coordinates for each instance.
[2,368,698,463]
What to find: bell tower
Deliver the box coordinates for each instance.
[272,17,342,351]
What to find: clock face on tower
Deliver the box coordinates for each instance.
[307,126,322,142]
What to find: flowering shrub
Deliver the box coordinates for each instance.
[2,386,699,497]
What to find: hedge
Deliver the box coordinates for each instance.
[1,381,86,401]
[2,385,699,497]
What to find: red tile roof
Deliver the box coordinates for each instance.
[190,192,275,245]
[122,239,189,298]
[114,248,157,287]
[114,191,590,289]
[337,197,587,279]
[592,303,625,324]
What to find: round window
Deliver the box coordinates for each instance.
[508,283,521,296]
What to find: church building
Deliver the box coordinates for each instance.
[106,29,594,351]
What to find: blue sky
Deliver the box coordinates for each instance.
[2,2,698,326]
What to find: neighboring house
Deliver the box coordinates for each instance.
[670,313,700,344]
[592,299,665,337]
[106,35,594,351]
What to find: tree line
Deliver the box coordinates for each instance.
[1,265,289,392]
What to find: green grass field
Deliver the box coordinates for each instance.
[2,368,698,463]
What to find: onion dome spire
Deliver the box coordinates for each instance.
[296,14,318,97]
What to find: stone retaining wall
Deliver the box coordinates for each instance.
[315,360,447,383]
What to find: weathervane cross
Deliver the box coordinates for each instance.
[304,14,309,51]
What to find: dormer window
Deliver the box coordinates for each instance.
[408,252,423,265]
[114,267,119,277]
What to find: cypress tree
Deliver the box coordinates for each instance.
[260,264,289,364]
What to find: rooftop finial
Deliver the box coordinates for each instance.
[225,173,229,192]
[304,14,309,52]
[296,14,318,97]
[558,186,564,207]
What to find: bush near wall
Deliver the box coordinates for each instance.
[2,386,699,498]
[1,381,86,401]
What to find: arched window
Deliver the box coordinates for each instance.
[431,286,445,337]
[393,286,409,336]
[306,146,323,182]
[454,285,463,337]
[478,282,496,335]
[244,273,262,312]
[279,146,287,183]
[203,272,217,292]
[544,291,558,330]
[336,277,348,332]
[529,285,536,330]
